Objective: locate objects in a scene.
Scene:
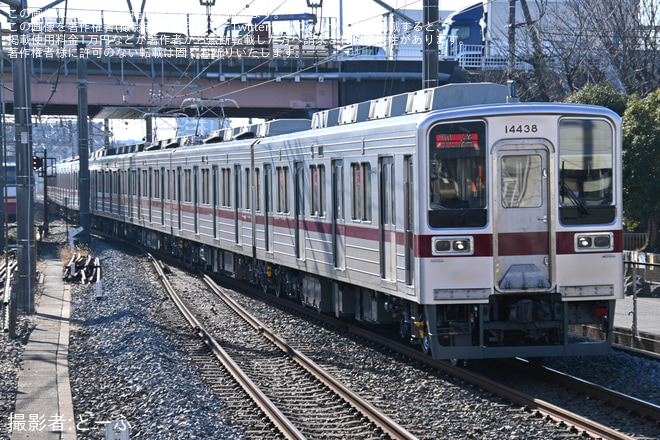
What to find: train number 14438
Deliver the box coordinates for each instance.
[505,124,538,134]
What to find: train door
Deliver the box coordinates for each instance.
[332,160,345,269]
[494,143,552,290]
[379,157,396,282]
[404,156,414,286]
[264,164,273,252]
[294,162,305,260]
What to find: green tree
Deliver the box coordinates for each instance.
[622,90,660,250]
[564,82,628,116]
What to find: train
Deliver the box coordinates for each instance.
[48,82,624,360]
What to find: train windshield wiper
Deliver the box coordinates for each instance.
[560,179,590,216]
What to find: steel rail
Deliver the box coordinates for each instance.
[201,273,419,440]
[217,276,639,440]
[521,360,660,423]
[148,255,307,440]
[328,324,638,440]
[321,316,638,440]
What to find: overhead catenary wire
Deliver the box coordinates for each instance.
[145,0,428,116]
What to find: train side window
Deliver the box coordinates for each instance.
[255,167,261,212]
[201,168,209,204]
[351,162,371,222]
[154,169,160,199]
[310,164,326,217]
[137,169,142,199]
[244,167,250,209]
[93,171,98,210]
[235,165,242,210]
[263,164,272,214]
[163,170,168,200]
[142,169,148,198]
[276,166,290,214]
[559,119,615,225]
[184,169,192,203]
[221,168,231,207]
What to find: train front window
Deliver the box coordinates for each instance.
[559,119,615,225]
[428,121,487,228]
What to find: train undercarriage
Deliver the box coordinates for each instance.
[89,217,614,360]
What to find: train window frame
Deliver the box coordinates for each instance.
[276,165,290,214]
[351,162,372,222]
[427,120,488,229]
[244,167,251,210]
[142,169,148,198]
[254,167,261,212]
[235,165,242,210]
[500,154,543,208]
[93,171,99,210]
[154,169,160,199]
[184,168,192,203]
[221,167,231,207]
[558,118,615,225]
[310,164,326,218]
[201,168,210,205]
[263,164,272,215]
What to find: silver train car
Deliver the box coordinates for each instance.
[50,83,623,360]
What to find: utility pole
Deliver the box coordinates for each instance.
[77,43,90,246]
[422,0,439,89]
[199,0,216,36]
[0,0,67,314]
[43,148,48,236]
[10,0,36,313]
[508,0,516,76]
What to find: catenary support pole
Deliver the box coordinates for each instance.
[422,0,439,88]
[12,1,36,313]
[78,43,90,245]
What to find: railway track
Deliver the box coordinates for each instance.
[202,268,659,440]
[149,254,418,440]
[516,360,660,423]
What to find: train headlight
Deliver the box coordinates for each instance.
[574,233,613,252]
[453,239,470,252]
[432,236,474,256]
[578,237,592,248]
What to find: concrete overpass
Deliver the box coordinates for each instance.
[1,54,460,121]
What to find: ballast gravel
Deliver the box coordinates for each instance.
[1,221,659,439]
[65,238,246,439]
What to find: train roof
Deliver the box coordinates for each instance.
[90,83,511,159]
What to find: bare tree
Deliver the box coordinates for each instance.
[499,0,660,100]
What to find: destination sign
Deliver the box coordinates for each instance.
[435,133,479,149]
